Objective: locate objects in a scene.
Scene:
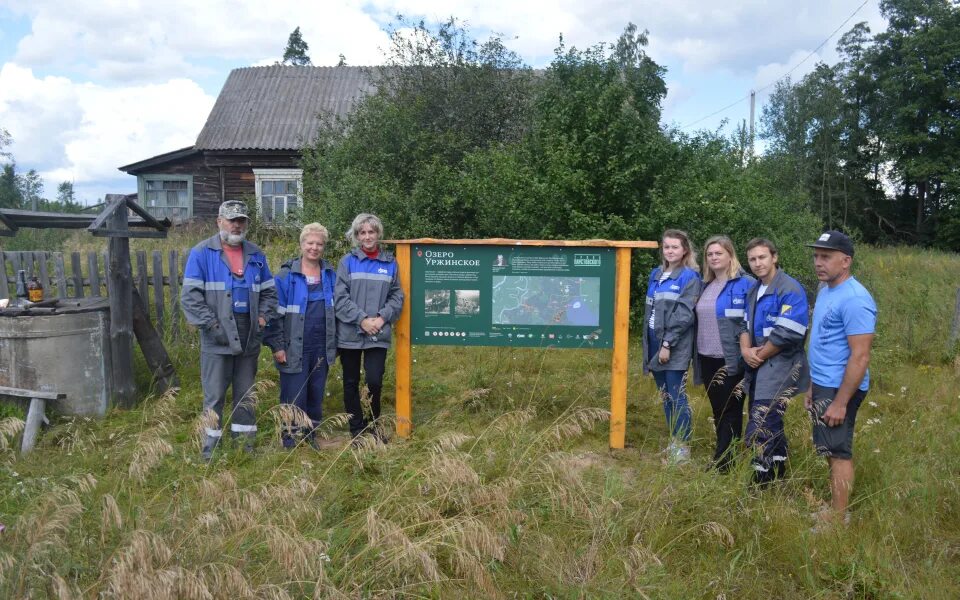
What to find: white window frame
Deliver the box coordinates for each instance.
[138,174,193,221]
[253,168,303,225]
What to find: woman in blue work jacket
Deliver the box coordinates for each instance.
[740,237,810,484]
[642,229,703,463]
[693,235,755,472]
[264,223,338,448]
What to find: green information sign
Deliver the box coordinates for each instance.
[411,244,616,348]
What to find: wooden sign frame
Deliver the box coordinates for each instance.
[387,238,657,449]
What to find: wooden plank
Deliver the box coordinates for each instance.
[132,288,178,392]
[102,250,110,282]
[54,253,68,299]
[136,251,149,322]
[86,196,126,232]
[88,252,101,297]
[394,243,412,439]
[71,252,84,298]
[20,398,45,454]
[23,252,35,279]
[38,253,49,298]
[125,197,168,231]
[168,249,180,340]
[609,247,633,450]
[0,385,65,400]
[385,238,660,248]
[91,230,169,239]
[0,251,7,299]
[152,251,165,333]
[108,206,137,408]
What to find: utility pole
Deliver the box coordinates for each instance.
[749,89,756,157]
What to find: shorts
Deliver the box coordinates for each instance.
[810,383,867,460]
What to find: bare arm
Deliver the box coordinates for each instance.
[821,333,874,427]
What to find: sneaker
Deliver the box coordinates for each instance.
[665,441,690,465]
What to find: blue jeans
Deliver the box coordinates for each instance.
[653,369,692,441]
[278,344,329,443]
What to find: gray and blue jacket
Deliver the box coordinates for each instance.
[642,266,703,373]
[692,269,756,385]
[181,234,278,356]
[264,258,338,373]
[742,269,810,400]
[334,247,404,350]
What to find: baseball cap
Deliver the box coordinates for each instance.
[807,230,854,257]
[218,200,249,220]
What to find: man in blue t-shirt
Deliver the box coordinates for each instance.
[805,230,877,529]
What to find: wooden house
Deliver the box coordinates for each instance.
[119,65,376,222]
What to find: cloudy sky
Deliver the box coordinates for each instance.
[0,0,885,205]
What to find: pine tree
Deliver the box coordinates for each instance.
[282,27,311,66]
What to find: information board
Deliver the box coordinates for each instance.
[411,244,616,348]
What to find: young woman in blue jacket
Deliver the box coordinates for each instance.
[264,223,338,449]
[741,238,810,484]
[642,229,703,463]
[693,235,755,471]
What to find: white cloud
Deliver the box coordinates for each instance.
[7,0,392,81]
[0,63,214,199]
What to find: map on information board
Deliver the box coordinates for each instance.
[492,276,600,326]
[410,245,616,348]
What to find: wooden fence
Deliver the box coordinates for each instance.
[0,249,188,337]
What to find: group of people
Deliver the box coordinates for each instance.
[644,228,876,525]
[180,201,403,460]
[181,200,876,528]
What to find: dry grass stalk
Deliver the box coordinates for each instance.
[431,432,475,454]
[101,493,123,533]
[0,417,25,451]
[428,454,481,489]
[701,522,735,548]
[490,408,536,434]
[50,573,79,599]
[460,387,491,411]
[267,402,314,443]
[106,530,178,599]
[257,584,294,600]
[194,408,221,450]
[128,432,174,482]
[623,533,663,583]
[0,551,14,585]
[315,413,351,439]
[195,511,221,533]
[546,407,610,442]
[445,517,506,563]
[263,524,324,581]
[450,547,502,599]
[20,486,83,563]
[366,508,440,581]
[199,563,254,598]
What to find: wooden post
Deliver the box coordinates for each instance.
[107,205,137,409]
[152,251,165,334]
[21,398,45,454]
[394,243,412,439]
[38,253,49,298]
[132,288,178,391]
[0,252,8,300]
[54,253,67,298]
[88,252,101,297]
[71,252,84,298]
[136,250,149,319]
[609,247,632,449]
[169,250,180,340]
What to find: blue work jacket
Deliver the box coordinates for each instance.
[692,269,756,385]
[181,234,277,356]
[743,269,810,400]
[264,258,338,374]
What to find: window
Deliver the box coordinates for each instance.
[139,175,192,221]
[254,168,303,224]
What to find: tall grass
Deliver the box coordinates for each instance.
[0,233,957,598]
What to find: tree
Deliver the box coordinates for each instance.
[0,127,11,160]
[0,163,21,209]
[19,169,43,212]
[282,27,311,66]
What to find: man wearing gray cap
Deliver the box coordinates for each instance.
[805,230,877,529]
[181,200,278,460]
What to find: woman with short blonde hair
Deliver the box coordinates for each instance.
[693,235,755,471]
[264,223,338,449]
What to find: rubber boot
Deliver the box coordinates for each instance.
[201,435,220,462]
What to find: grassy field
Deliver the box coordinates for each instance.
[1,236,958,598]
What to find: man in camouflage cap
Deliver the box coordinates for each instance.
[181,200,278,460]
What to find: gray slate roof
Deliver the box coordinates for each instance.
[194,65,379,151]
